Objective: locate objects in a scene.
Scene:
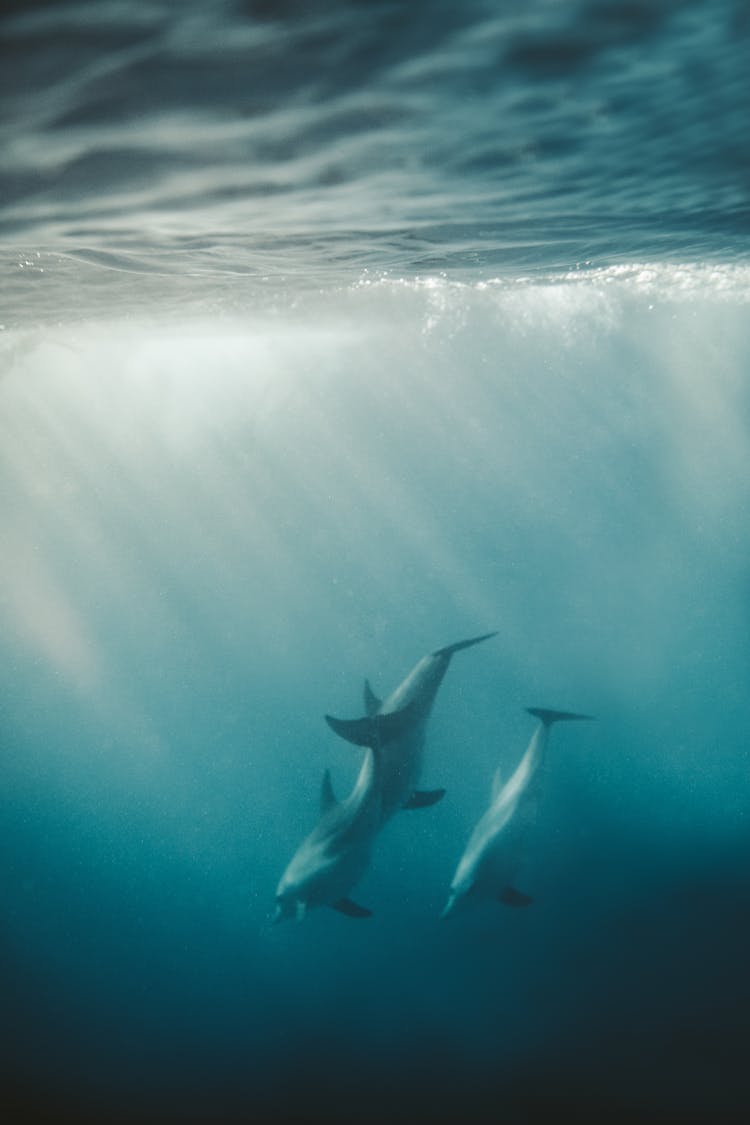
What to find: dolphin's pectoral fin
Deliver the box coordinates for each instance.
[363,679,382,717]
[403,788,446,810]
[498,886,533,908]
[331,897,372,919]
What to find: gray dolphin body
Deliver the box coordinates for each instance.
[325,633,497,826]
[441,707,592,919]
[275,710,413,921]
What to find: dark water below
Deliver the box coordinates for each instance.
[2,3,750,1123]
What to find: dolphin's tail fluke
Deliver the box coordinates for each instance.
[526,707,594,726]
[325,698,423,747]
[432,631,498,658]
[325,714,376,747]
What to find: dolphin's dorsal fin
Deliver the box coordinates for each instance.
[363,679,381,716]
[491,766,503,801]
[403,788,445,810]
[320,768,339,816]
[331,898,372,919]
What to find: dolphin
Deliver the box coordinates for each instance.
[441,707,593,919]
[324,633,497,825]
[274,709,413,922]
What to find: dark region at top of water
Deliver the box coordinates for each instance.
[1,0,749,286]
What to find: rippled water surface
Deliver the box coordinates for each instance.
[2,0,750,317]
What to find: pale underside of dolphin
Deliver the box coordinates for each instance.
[274,709,414,922]
[441,707,593,919]
[324,632,497,825]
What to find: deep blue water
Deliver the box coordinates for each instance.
[2,2,750,1123]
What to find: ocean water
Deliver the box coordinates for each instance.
[2,2,750,1123]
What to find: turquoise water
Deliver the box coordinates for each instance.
[2,3,750,1123]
